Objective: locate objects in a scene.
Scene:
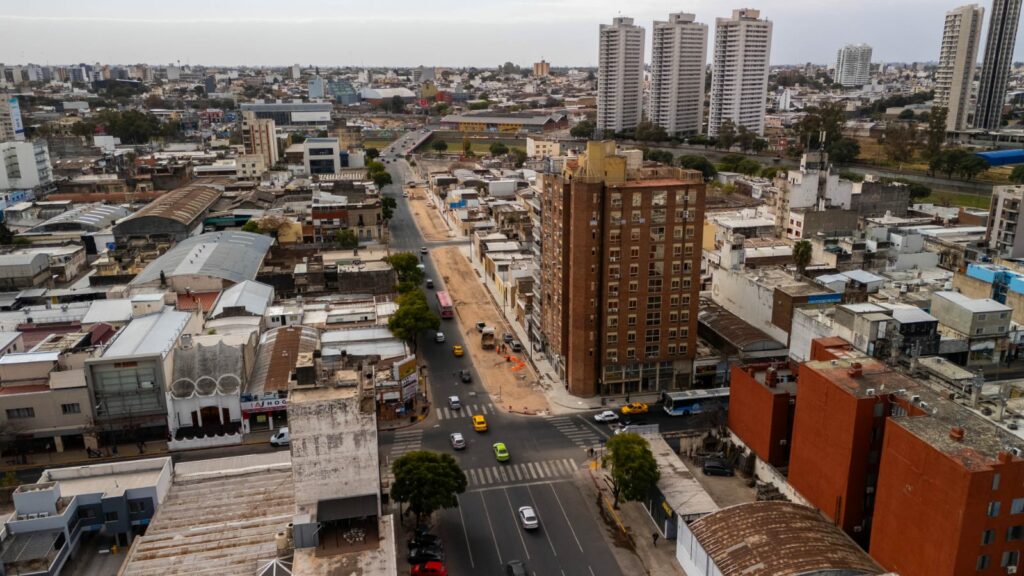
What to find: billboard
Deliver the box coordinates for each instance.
[8,97,24,139]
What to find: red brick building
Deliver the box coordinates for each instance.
[727,362,796,467]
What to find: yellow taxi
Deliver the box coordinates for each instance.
[620,402,649,415]
[472,415,488,432]
[452,345,464,357]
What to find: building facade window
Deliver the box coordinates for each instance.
[982,529,995,545]
[6,408,34,419]
[1008,526,1023,542]
[1002,551,1020,568]
[989,501,1002,517]
[61,403,81,415]
[978,555,989,570]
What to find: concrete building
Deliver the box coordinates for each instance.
[0,140,53,191]
[936,4,985,131]
[0,458,172,576]
[539,141,705,396]
[241,110,279,170]
[728,362,796,468]
[303,137,341,176]
[307,75,325,99]
[708,9,773,137]
[525,137,561,158]
[235,153,266,179]
[834,43,873,87]
[533,60,551,77]
[597,17,645,135]
[650,13,709,136]
[975,0,1022,130]
[128,231,274,293]
[985,185,1024,258]
[239,100,331,129]
[0,252,51,289]
[0,96,25,141]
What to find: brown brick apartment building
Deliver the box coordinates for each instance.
[539,141,705,397]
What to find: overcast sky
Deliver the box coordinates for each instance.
[2,0,1024,68]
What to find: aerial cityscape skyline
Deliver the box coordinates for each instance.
[5,0,1024,66]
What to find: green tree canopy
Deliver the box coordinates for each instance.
[633,121,669,142]
[880,123,918,163]
[570,120,596,139]
[828,137,861,164]
[365,147,380,160]
[431,140,449,152]
[241,220,260,233]
[1011,165,1024,184]
[510,148,527,168]
[387,252,426,286]
[391,451,467,522]
[381,196,397,220]
[677,155,718,180]
[606,433,659,506]
[794,102,846,151]
[793,239,812,274]
[718,154,746,172]
[489,142,509,156]
[388,290,440,344]
[735,158,762,176]
[925,107,948,160]
[372,171,393,188]
[716,120,738,150]
[897,109,917,120]
[335,229,359,249]
[642,148,674,165]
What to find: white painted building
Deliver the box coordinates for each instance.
[708,9,773,137]
[833,44,872,87]
[650,13,708,136]
[598,17,645,135]
[0,140,52,191]
[935,4,985,131]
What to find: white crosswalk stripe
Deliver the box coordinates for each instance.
[546,415,604,453]
[433,403,497,420]
[463,458,579,488]
[381,430,424,491]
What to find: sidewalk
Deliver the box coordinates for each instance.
[575,466,684,576]
[1,429,277,473]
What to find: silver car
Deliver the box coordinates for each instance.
[450,432,466,450]
[518,506,539,530]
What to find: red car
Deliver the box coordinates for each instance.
[411,561,447,576]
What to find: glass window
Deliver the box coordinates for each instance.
[1012,498,1024,514]
[982,529,995,545]
[994,473,1001,491]
[632,193,642,207]
[1002,551,1019,568]
[989,501,1002,517]
[1007,526,1023,541]
[105,511,119,523]
[978,555,989,570]
[6,408,34,419]
[61,403,80,415]
[652,190,667,207]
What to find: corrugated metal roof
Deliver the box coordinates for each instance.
[82,299,133,324]
[210,280,274,318]
[116,184,221,228]
[687,501,884,576]
[102,307,191,359]
[247,325,319,395]
[31,203,129,232]
[130,231,274,286]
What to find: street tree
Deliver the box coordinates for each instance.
[606,433,659,506]
[570,120,596,139]
[431,140,448,153]
[634,121,668,142]
[828,137,861,164]
[957,154,989,181]
[1011,165,1024,184]
[880,123,918,163]
[925,107,948,160]
[793,239,812,275]
[716,120,738,150]
[365,147,380,160]
[372,171,393,188]
[241,220,260,233]
[391,451,467,523]
[335,229,358,249]
[677,155,717,180]
[489,142,509,156]
[736,125,758,152]
[386,252,426,286]
[388,291,440,346]
[462,138,474,156]
[794,102,845,150]
[381,196,397,220]
[735,158,762,176]
[510,148,527,168]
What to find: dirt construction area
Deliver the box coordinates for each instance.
[406,185,450,242]
[429,246,550,414]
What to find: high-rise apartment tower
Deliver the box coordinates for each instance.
[650,13,709,136]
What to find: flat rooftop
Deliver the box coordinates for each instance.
[38,458,171,499]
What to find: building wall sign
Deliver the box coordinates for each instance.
[241,398,287,413]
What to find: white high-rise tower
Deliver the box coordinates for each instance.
[708,9,773,137]
[650,13,709,136]
[935,4,985,131]
[834,44,873,87]
[597,17,645,135]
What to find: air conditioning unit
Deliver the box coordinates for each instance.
[1008,567,1018,575]
[866,388,876,396]
[1011,447,1023,458]
[911,395,921,404]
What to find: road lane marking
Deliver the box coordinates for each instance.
[469,469,480,484]
[527,484,558,557]
[483,468,494,484]
[528,462,541,478]
[550,483,584,553]
[436,408,443,419]
[579,416,612,439]
[465,405,474,416]
[588,566,596,576]
[480,491,503,564]
[455,494,476,569]
[503,488,531,560]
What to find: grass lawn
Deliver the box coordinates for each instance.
[919,189,991,209]
[853,136,1010,184]
[362,138,396,150]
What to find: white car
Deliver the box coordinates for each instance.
[594,410,619,423]
[450,432,466,450]
[435,332,446,343]
[449,395,462,410]
[270,427,290,447]
[518,506,539,530]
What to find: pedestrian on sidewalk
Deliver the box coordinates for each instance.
[652,532,659,546]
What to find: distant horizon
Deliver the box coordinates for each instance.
[3,0,1024,68]
[0,60,953,70]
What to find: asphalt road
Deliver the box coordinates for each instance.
[377,140,710,575]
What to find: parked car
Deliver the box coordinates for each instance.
[420,246,429,254]
[509,341,523,352]
[621,402,649,415]
[452,345,464,357]
[621,416,647,427]
[408,548,444,564]
[473,415,488,432]
[459,370,472,383]
[702,458,734,477]
[506,560,528,576]
[411,561,447,576]
[475,321,487,332]
[493,442,510,462]
[270,427,290,447]
[518,506,539,530]
[450,432,466,450]
[408,534,442,549]
[448,396,461,410]
[502,332,514,344]
[426,278,434,289]
[435,332,446,343]
[593,410,619,423]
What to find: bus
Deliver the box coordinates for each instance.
[436,291,454,319]
[662,388,730,416]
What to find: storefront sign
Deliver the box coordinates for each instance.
[241,397,287,413]
[402,378,418,400]
[661,500,674,517]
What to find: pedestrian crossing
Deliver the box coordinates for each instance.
[435,402,498,421]
[382,429,423,492]
[464,458,579,489]
[547,415,604,453]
